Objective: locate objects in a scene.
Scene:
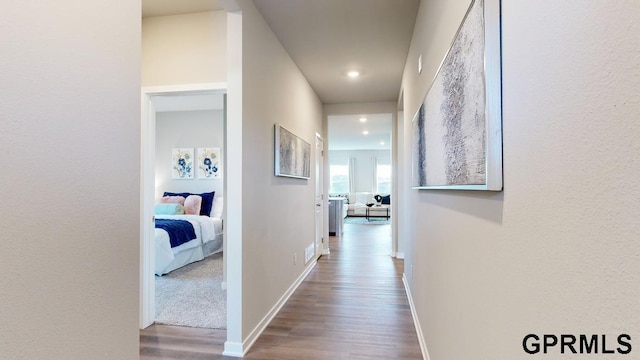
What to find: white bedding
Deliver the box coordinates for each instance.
[154,214,223,275]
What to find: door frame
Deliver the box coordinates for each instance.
[140,82,227,328]
[314,133,326,257]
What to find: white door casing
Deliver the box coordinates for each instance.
[315,133,324,258]
[140,83,227,329]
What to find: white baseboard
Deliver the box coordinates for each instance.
[222,341,243,357]
[403,273,430,360]
[227,260,318,357]
[396,252,405,259]
[322,248,330,255]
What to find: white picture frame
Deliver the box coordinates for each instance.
[172,148,194,179]
[412,0,502,191]
[274,124,311,179]
[197,147,221,179]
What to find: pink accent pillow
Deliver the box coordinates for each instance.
[184,195,202,215]
[159,195,185,205]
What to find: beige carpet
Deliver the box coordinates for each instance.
[155,253,226,329]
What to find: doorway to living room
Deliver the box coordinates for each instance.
[327,113,393,250]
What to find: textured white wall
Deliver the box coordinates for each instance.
[0,1,140,359]
[237,0,323,340]
[401,0,640,359]
[142,11,227,86]
[155,110,225,200]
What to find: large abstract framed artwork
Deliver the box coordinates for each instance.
[412,0,502,191]
[274,124,311,179]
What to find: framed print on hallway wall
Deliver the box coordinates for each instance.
[412,0,503,191]
[172,148,194,179]
[274,124,311,179]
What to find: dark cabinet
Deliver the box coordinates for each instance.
[328,197,344,236]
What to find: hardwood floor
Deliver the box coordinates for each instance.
[140,223,423,359]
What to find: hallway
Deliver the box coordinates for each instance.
[140,223,422,359]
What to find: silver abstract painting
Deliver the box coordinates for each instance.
[275,124,311,179]
[413,0,502,191]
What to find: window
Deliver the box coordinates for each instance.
[330,164,349,193]
[376,164,391,194]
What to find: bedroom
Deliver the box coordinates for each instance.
[152,92,226,329]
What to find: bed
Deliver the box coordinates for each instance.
[154,193,224,275]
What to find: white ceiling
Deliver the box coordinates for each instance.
[253,0,419,104]
[141,0,414,149]
[328,113,392,151]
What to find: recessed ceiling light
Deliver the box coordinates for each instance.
[347,71,360,78]
[359,117,367,123]
[362,130,369,135]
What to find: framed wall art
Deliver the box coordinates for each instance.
[197,147,221,179]
[274,124,311,179]
[172,148,194,179]
[412,0,502,191]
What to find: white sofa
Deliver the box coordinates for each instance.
[346,192,375,216]
[330,192,390,217]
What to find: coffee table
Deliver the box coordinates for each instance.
[366,205,390,221]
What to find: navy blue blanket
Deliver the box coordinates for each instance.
[155,219,197,248]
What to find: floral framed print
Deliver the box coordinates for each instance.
[412,0,502,191]
[197,147,221,179]
[172,148,194,179]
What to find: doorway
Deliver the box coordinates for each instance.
[140,84,230,330]
[326,113,393,250]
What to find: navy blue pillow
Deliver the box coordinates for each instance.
[381,195,391,205]
[163,191,190,199]
[163,191,215,216]
[197,191,215,217]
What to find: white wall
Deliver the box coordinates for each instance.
[155,110,225,200]
[142,11,227,86]
[236,0,323,343]
[0,1,140,359]
[329,150,390,193]
[400,1,640,359]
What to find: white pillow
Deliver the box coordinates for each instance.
[356,193,370,205]
[210,196,224,218]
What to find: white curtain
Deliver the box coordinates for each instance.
[348,157,356,193]
[371,156,378,193]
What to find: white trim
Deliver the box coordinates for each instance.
[140,82,227,329]
[225,10,244,352]
[142,82,227,95]
[224,260,318,357]
[403,273,430,360]
[392,252,405,259]
[222,341,243,357]
[313,132,329,259]
[139,93,155,329]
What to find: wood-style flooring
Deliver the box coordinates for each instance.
[140,223,423,359]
